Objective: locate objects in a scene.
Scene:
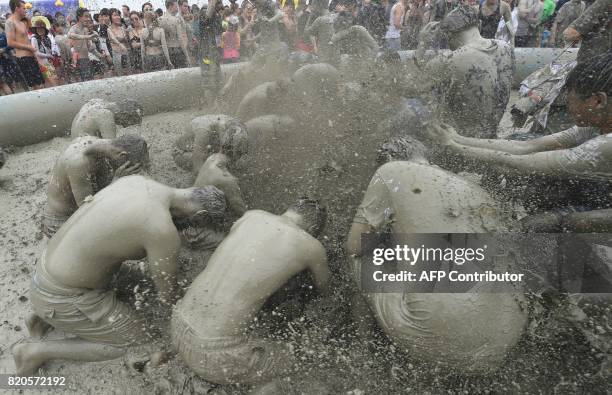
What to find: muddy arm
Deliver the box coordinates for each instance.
[562,209,612,233]
[145,225,181,305]
[96,111,118,139]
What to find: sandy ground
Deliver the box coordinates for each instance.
[0,91,609,394]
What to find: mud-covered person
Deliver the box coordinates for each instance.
[13,177,226,375]
[194,153,246,217]
[68,7,97,82]
[70,98,144,139]
[42,134,149,238]
[159,0,191,67]
[408,5,514,139]
[173,114,248,171]
[346,136,528,373]
[5,0,45,90]
[172,199,330,389]
[426,52,612,231]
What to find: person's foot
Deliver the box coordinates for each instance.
[25,314,52,339]
[13,342,44,375]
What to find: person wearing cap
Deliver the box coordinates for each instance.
[30,15,58,86]
[408,5,514,138]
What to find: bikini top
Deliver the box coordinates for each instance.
[145,29,162,47]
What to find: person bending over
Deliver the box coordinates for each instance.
[194,153,246,217]
[42,135,148,238]
[425,52,612,232]
[173,114,248,171]
[172,199,330,387]
[408,5,514,138]
[14,176,226,375]
[346,137,528,373]
[71,98,144,139]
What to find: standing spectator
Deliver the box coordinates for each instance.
[55,12,66,26]
[6,0,44,90]
[142,2,154,13]
[180,0,198,63]
[516,0,537,46]
[239,1,258,59]
[495,0,518,45]
[30,16,58,87]
[385,0,406,50]
[550,0,584,47]
[129,11,144,73]
[563,0,610,63]
[141,11,173,71]
[0,18,19,94]
[52,21,72,84]
[86,15,108,79]
[109,8,131,76]
[357,0,387,45]
[159,0,191,68]
[431,0,457,21]
[94,8,113,74]
[68,7,96,82]
[121,5,131,27]
[198,0,223,89]
[479,0,513,40]
[222,15,241,62]
[280,3,298,50]
[402,0,427,48]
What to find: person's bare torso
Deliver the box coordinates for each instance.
[143,27,164,55]
[9,17,32,58]
[159,14,182,48]
[68,23,91,59]
[71,99,112,138]
[178,210,320,337]
[44,176,173,290]
[46,137,98,218]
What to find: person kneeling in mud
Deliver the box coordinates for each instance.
[425,52,612,232]
[14,176,226,375]
[194,153,246,217]
[42,135,148,238]
[346,136,529,373]
[171,199,330,387]
[173,114,248,172]
[71,98,144,139]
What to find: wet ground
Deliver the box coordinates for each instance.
[0,92,609,394]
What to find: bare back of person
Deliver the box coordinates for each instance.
[178,210,323,337]
[46,137,98,219]
[70,99,116,138]
[45,175,172,290]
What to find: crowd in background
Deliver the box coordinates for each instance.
[0,0,595,94]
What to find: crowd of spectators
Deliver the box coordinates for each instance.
[0,0,596,94]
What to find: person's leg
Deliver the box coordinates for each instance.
[13,338,126,375]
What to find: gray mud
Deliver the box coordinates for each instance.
[0,94,609,394]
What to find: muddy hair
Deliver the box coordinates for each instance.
[290,198,327,237]
[377,136,428,164]
[111,134,149,165]
[113,99,144,127]
[190,185,227,221]
[565,52,612,99]
[439,4,479,34]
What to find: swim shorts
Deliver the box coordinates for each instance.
[41,211,70,238]
[30,252,152,347]
[15,56,44,87]
[168,47,187,68]
[171,307,293,384]
[367,291,528,373]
